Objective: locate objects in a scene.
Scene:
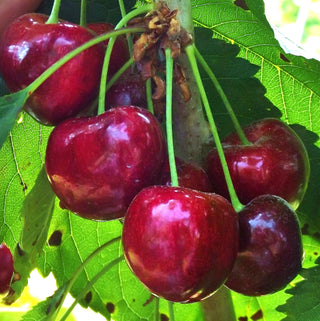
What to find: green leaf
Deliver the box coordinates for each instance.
[0,90,29,149]
[277,258,320,321]
[20,299,77,321]
[0,312,26,321]
[5,167,55,304]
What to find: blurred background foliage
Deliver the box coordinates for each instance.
[265,0,320,59]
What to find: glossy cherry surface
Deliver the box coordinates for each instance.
[206,118,310,209]
[122,186,239,302]
[87,22,129,76]
[159,157,213,192]
[45,106,166,220]
[0,13,104,125]
[0,243,14,294]
[225,195,303,296]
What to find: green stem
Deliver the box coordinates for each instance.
[146,78,154,115]
[185,44,244,212]
[154,297,160,321]
[193,46,250,146]
[98,4,153,115]
[46,0,61,24]
[80,0,87,27]
[168,301,175,321]
[118,0,127,21]
[26,28,144,99]
[58,256,124,321]
[165,48,179,187]
[48,236,121,320]
[118,0,134,57]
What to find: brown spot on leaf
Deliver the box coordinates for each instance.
[106,302,115,314]
[238,317,248,321]
[280,53,290,62]
[85,291,92,304]
[234,0,249,10]
[251,309,263,320]
[161,314,169,321]
[48,230,62,246]
[21,182,28,192]
[17,243,25,256]
[143,294,155,306]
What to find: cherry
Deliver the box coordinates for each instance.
[45,106,166,221]
[105,69,147,109]
[225,194,303,296]
[0,13,105,125]
[206,118,310,209]
[0,243,14,294]
[87,22,130,77]
[159,157,213,192]
[122,186,239,302]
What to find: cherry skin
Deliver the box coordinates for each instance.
[122,186,239,303]
[87,22,130,77]
[225,194,303,296]
[45,106,166,221]
[0,243,14,294]
[206,118,310,209]
[105,69,147,109]
[159,157,213,192]
[0,13,104,125]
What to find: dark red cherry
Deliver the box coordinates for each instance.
[225,195,303,296]
[105,70,147,109]
[45,106,166,221]
[0,13,104,125]
[122,186,239,302]
[159,157,213,192]
[0,243,14,294]
[87,22,129,76]
[206,118,310,209]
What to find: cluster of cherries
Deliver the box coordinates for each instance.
[0,7,309,306]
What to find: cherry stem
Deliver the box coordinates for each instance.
[46,0,61,24]
[146,78,155,115]
[26,28,144,101]
[193,47,250,146]
[91,57,134,110]
[168,301,175,321]
[185,44,244,212]
[80,0,87,27]
[98,4,153,115]
[165,48,179,187]
[118,0,134,57]
[154,297,160,321]
[58,255,124,321]
[48,236,121,320]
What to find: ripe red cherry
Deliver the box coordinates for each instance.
[45,106,166,221]
[0,243,14,294]
[87,22,129,77]
[159,157,213,192]
[0,13,104,125]
[122,186,239,302]
[105,70,147,109]
[225,195,303,296]
[206,118,310,209]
